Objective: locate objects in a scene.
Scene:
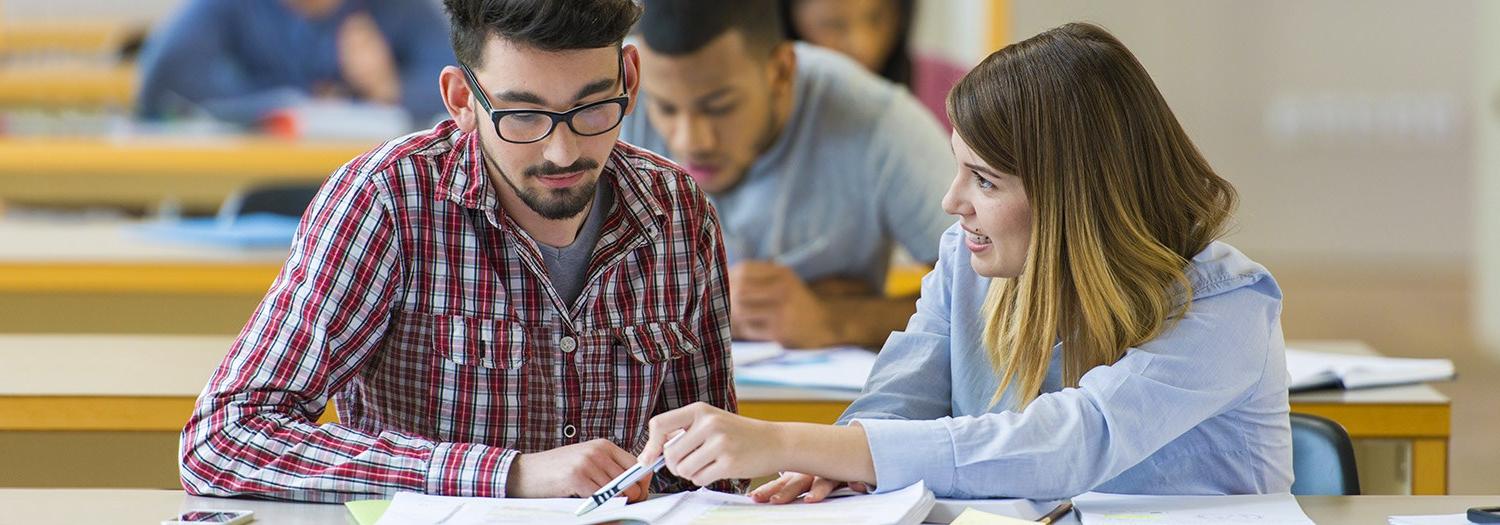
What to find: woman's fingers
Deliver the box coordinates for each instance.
[770,472,816,504]
[804,476,842,503]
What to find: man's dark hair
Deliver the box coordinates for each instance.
[637,0,786,57]
[443,0,642,67]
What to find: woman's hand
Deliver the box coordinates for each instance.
[637,402,787,487]
[750,471,872,504]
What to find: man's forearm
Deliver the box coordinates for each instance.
[823,294,918,349]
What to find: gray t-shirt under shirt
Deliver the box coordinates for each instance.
[620,42,956,288]
[537,178,613,308]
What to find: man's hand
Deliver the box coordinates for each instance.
[337,12,401,105]
[728,261,840,348]
[506,439,651,501]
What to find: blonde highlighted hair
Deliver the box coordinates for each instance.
[947,23,1238,409]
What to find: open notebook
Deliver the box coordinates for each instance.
[1285,348,1455,392]
[358,481,934,525]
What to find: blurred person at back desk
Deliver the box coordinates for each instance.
[135,0,454,128]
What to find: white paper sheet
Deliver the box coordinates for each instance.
[1286,348,1454,390]
[1073,493,1314,525]
[731,341,788,367]
[734,347,878,391]
[926,498,1061,524]
[655,481,933,525]
[374,491,671,525]
[373,482,934,525]
[1388,514,1476,525]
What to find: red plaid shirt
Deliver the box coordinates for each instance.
[180,121,737,502]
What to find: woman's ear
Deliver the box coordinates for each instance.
[439,65,478,133]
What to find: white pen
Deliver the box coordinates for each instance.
[574,431,686,516]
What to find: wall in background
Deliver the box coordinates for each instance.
[1,0,179,24]
[1477,0,1500,355]
[1011,0,1476,268]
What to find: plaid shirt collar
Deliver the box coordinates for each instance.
[433,122,666,243]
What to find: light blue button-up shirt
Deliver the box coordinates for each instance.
[841,224,1294,499]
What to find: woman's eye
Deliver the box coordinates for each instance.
[973,172,995,190]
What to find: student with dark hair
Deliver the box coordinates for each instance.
[179,0,738,503]
[135,0,455,125]
[779,0,968,130]
[621,0,954,350]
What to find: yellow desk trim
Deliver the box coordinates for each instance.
[0,263,279,295]
[0,23,129,54]
[0,397,336,432]
[1288,402,1450,439]
[0,65,134,107]
[0,138,369,179]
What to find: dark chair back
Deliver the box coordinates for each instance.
[1290,412,1360,495]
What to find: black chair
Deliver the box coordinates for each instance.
[1289,412,1360,495]
[216,183,321,221]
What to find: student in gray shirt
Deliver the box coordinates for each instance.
[622,0,955,349]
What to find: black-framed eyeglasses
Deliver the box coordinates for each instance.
[459,52,630,144]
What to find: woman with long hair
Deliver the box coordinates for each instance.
[637,22,1293,500]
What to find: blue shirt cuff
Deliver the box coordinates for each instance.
[855,417,957,496]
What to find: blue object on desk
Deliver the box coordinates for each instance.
[133,213,300,248]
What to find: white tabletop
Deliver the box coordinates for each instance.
[0,218,287,264]
[0,335,1448,405]
[0,489,1493,525]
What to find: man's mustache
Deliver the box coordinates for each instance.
[525,159,599,178]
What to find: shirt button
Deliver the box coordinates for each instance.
[559,335,578,353]
[562,424,578,439]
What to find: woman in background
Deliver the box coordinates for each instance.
[781,0,967,130]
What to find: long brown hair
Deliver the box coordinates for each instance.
[947,23,1238,409]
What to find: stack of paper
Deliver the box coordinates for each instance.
[659,481,934,525]
[1286,348,1454,391]
[1073,493,1315,525]
[372,491,673,525]
[1388,514,1475,525]
[734,346,879,391]
[364,481,934,525]
[927,498,1061,523]
[731,341,788,367]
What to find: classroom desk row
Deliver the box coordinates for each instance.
[0,138,369,209]
[0,218,927,334]
[0,488,1493,524]
[0,334,1452,494]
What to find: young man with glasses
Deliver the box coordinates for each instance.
[621,0,955,350]
[180,0,737,503]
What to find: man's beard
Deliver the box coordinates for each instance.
[483,149,601,220]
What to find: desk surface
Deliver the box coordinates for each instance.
[0,489,1492,525]
[0,218,933,297]
[0,335,1444,404]
[0,219,286,294]
[0,64,134,107]
[0,136,369,208]
[0,136,370,178]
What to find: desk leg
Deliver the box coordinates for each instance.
[1410,438,1448,495]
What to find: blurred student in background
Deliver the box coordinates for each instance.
[620,0,954,349]
[135,0,454,127]
[781,0,967,130]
